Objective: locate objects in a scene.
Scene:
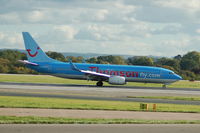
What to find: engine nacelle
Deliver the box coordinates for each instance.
[108,76,126,85]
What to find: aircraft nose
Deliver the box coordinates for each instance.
[174,74,182,80]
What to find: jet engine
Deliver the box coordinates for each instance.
[108,76,126,85]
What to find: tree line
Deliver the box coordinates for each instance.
[0,50,200,80]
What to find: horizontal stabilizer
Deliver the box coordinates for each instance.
[18,60,38,66]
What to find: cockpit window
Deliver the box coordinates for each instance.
[169,72,174,74]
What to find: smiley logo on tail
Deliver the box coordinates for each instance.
[26,47,40,57]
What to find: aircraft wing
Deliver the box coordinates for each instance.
[69,61,110,78]
[79,69,111,78]
[18,60,38,66]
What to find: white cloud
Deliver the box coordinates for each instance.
[115,1,136,13]
[153,37,200,56]
[75,24,124,41]
[54,25,78,39]
[94,9,109,21]
[0,32,5,40]
[0,0,200,57]
[155,0,200,12]
[153,0,200,23]
[0,32,23,49]
[27,10,44,22]
[0,12,21,24]
[196,29,200,34]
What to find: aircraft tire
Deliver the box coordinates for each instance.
[162,84,167,88]
[96,81,103,86]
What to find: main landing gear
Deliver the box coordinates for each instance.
[96,81,103,87]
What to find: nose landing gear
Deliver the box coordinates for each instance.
[162,84,167,88]
[96,81,103,87]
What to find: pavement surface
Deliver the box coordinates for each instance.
[0,82,200,105]
[1,108,200,120]
[1,124,200,133]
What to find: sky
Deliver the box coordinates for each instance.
[0,0,200,57]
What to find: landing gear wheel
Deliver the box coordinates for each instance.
[162,84,167,88]
[96,81,103,87]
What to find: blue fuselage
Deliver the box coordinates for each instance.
[27,61,182,84]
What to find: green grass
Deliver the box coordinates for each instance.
[1,96,200,113]
[1,116,200,124]
[127,96,200,101]
[0,74,200,88]
[0,74,92,85]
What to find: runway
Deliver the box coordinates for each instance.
[1,124,200,133]
[0,82,200,105]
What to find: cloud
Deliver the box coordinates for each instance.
[153,0,200,24]
[0,32,23,49]
[0,12,21,24]
[151,24,182,35]
[0,32,5,40]
[54,25,78,39]
[94,9,109,21]
[75,24,123,41]
[0,0,200,57]
[155,0,200,12]
[134,5,189,23]
[27,10,44,22]
[0,0,138,24]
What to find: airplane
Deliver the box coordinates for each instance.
[19,32,182,88]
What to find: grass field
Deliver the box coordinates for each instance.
[0,74,200,88]
[1,116,200,124]
[1,96,200,113]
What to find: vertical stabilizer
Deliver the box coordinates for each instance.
[22,32,56,62]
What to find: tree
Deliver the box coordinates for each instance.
[180,51,200,74]
[86,57,98,63]
[0,58,10,73]
[46,51,66,62]
[174,54,182,60]
[0,50,27,61]
[0,50,37,74]
[127,56,154,66]
[155,57,180,71]
[96,55,126,65]
[160,65,176,72]
[66,56,84,63]
[179,70,196,81]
